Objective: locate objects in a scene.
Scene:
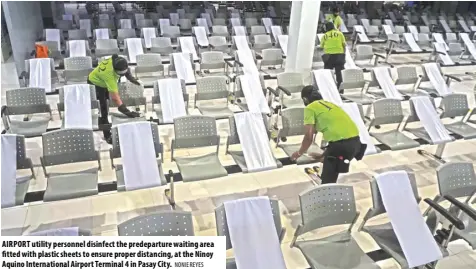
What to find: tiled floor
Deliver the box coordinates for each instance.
[2,44,476,269]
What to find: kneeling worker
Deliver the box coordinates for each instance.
[321,21,346,90]
[88,54,141,144]
[291,86,366,184]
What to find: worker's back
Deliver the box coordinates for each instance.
[321,29,346,55]
[304,100,359,142]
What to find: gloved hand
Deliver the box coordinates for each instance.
[118,104,140,118]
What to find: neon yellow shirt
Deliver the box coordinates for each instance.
[326,14,343,30]
[304,100,359,142]
[88,58,120,93]
[320,29,346,54]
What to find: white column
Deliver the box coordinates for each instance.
[285,0,321,73]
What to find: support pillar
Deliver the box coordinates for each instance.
[285,0,321,73]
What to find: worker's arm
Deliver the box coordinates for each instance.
[320,35,327,48]
[105,79,123,106]
[124,69,141,85]
[291,124,315,161]
[340,32,346,49]
[109,91,123,107]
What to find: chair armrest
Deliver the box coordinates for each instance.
[235,60,244,67]
[266,87,278,96]
[444,74,462,82]
[225,59,234,67]
[443,195,476,221]
[374,53,385,59]
[277,86,291,96]
[209,44,215,49]
[435,51,446,56]
[424,198,465,230]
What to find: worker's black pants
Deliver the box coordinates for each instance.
[323,54,346,91]
[87,79,111,140]
[321,136,363,184]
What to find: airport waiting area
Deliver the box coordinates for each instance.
[1,1,476,268]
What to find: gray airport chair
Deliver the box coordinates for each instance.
[163,26,181,41]
[209,36,229,53]
[171,115,228,182]
[354,45,384,67]
[95,39,121,58]
[150,37,174,56]
[291,185,379,269]
[339,69,376,105]
[109,82,147,125]
[250,25,267,38]
[118,212,194,236]
[275,107,324,165]
[68,29,88,41]
[213,18,227,26]
[3,88,52,137]
[117,29,137,47]
[152,79,189,122]
[418,64,461,97]
[394,66,427,97]
[199,51,227,75]
[179,19,193,35]
[276,72,306,109]
[195,76,234,119]
[63,56,94,85]
[368,99,420,150]
[215,198,285,269]
[358,172,466,268]
[226,114,282,172]
[259,48,284,72]
[40,129,100,202]
[253,35,273,53]
[110,122,165,191]
[134,54,165,87]
[137,19,154,29]
[57,85,99,129]
[212,25,230,40]
[439,93,476,139]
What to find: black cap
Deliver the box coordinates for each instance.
[112,54,128,73]
[332,7,339,14]
[325,21,335,32]
[301,85,322,102]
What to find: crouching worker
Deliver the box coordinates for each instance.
[291,86,366,184]
[88,54,141,144]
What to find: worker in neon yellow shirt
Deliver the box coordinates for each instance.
[326,7,343,30]
[88,54,141,143]
[320,21,347,90]
[291,86,366,184]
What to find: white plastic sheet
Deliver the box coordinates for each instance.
[94,28,110,40]
[234,36,251,52]
[125,38,144,64]
[68,40,87,57]
[277,35,288,56]
[262,18,273,34]
[234,26,247,36]
[64,84,92,129]
[376,171,443,267]
[45,29,61,49]
[460,33,476,59]
[1,134,17,208]
[271,26,283,42]
[382,25,393,35]
[30,227,79,236]
[157,78,186,123]
[172,53,195,84]
[237,50,259,75]
[118,122,163,191]
[196,18,210,34]
[142,28,157,49]
[373,67,404,100]
[29,58,52,93]
[159,19,170,35]
[240,74,270,114]
[224,197,286,269]
[459,20,471,32]
[384,19,395,32]
[433,43,454,65]
[432,33,449,51]
[178,37,199,60]
[403,33,422,52]
[408,25,419,41]
[79,19,92,38]
[440,19,452,33]
[422,63,452,96]
[411,96,452,144]
[120,19,132,29]
[193,26,209,47]
[344,47,358,69]
[170,13,179,26]
[341,103,378,155]
[354,25,370,42]
[234,113,277,173]
[361,19,371,32]
[312,70,343,106]
[230,18,241,27]
[201,13,213,29]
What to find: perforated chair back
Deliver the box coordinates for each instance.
[372,98,405,126]
[245,17,259,28]
[355,45,374,60]
[5,88,50,115]
[436,162,476,199]
[135,54,164,74]
[440,93,470,119]
[41,129,98,166]
[250,26,266,37]
[200,51,226,70]
[277,72,305,95]
[213,18,226,26]
[98,19,114,29]
[196,76,229,101]
[118,212,194,236]
[64,56,93,70]
[211,26,229,37]
[446,33,457,43]
[113,82,146,107]
[68,29,88,40]
[215,199,282,249]
[341,69,366,89]
[261,48,283,66]
[278,107,306,137]
[163,26,181,38]
[173,115,219,149]
[117,29,137,43]
[150,37,174,55]
[395,66,419,86]
[253,34,273,50]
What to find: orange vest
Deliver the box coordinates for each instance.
[35,44,49,58]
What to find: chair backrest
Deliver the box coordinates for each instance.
[151,37,172,48]
[179,18,192,29]
[341,69,366,89]
[440,93,470,119]
[196,76,229,101]
[6,88,50,115]
[446,33,457,42]
[163,26,181,37]
[136,53,162,66]
[448,43,463,55]
[137,19,154,28]
[213,18,226,26]
[64,56,93,70]
[436,162,476,199]
[111,122,162,159]
[355,45,374,60]
[372,98,405,126]
[420,26,430,33]
[254,34,272,44]
[250,25,266,35]
[96,39,119,50]
[42,129,98,166]
[208,36,227,47]
[116,82,145,105]
[173,115,219,149]
[276,72,304,95]
[215,198,282,250]
[201,51,225,63]
[261,48,282,61]
[278,107,306,138]
[297,185,358,236]
[68,29,88,40]
[117,212,194,236]
[98,19,114,29]
[212,25,228,35]
[395,25,405,35]
[118,29,137,41]
[395,66,419,85]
